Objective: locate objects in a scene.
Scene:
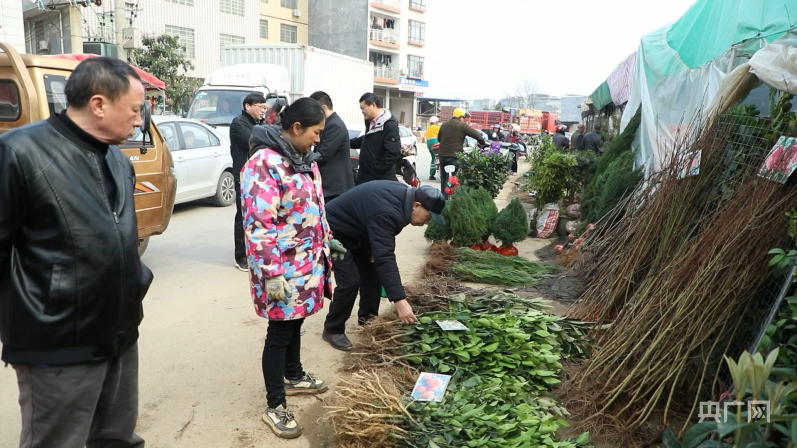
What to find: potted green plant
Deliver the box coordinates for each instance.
[448,187,487,249]
[490,198,529,256]
[468,187,499,251]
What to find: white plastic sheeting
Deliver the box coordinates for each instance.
[620,26,789,173]
[749,35,797,95]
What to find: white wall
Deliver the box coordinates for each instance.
[0,0,24,53]
[79,0,261,78]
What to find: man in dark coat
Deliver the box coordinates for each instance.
[350,92,402,185]
[583,123,605,153]
[570,123,586,151]
[0,57,153,448]
[229,93,266,271]
[552,125,570,150]
[310,91,354,203]
[321,182,446,351]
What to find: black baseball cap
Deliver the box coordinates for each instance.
[415,186,446,225]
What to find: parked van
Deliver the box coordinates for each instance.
[0,43,176,256]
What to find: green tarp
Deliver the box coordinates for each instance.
[667,0,797,70]
[590,81,613,110]
[620,0,797,172]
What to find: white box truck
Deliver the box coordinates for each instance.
[188,44,373,135]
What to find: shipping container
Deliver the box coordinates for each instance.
[220,44,374,132]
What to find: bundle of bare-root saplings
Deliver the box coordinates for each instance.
[562,93,797,444]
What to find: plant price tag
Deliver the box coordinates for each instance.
[411,373,452,402]
[435,319,468,331]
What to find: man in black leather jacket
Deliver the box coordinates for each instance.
[0,57,153,448]
[229,92,266,271]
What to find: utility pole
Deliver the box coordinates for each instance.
[69,5,83,53]
[114,0,127,61]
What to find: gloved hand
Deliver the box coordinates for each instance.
[265,276,292,302]
[330,239,347,261]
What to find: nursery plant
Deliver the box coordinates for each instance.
[448,187,488,247]
[491,198,530,255]
[424,202,452,243]
[457,151,511,198]
[468,188,499,247]
[532,151,578,208]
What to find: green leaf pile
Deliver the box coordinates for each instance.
[391,292,592,448]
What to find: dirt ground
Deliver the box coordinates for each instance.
[0,156,585,448]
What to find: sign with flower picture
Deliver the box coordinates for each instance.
[759,136,797,183]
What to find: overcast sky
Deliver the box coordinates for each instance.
[424,0,698,100]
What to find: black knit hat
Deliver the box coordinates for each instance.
[415,186,446,225]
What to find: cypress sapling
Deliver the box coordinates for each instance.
[449,187,487,247]
[491,198,529,252]
[424,202,452,243]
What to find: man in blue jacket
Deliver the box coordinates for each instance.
[322,182,446,351]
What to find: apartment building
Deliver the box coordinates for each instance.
[258,0,309,45]
[21,0,308,78]
[309,0,428,128]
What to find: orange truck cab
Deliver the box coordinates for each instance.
[0,43,176,255]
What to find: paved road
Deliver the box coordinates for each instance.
[0,145,435,447]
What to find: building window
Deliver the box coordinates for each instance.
[280,0,297,8]
[165,25,195,58]
[408,20,425,44]
[96,13,115,41]
[260,20,268,39]
[409,0,425,9]
[220,34,245,47]
[220,34,246,61]
[220,0,245,16]
[407,55,424,78]
[280,24,297,43]
[166,0,194,6]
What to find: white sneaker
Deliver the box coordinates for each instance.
[285,372,328,395]
[262,404,302,439]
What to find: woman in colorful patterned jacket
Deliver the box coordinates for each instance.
[241,98,345,439]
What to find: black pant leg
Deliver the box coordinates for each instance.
[284,319,305,380]
[354,252,382,325]
[324,195,339,204]
[234,177,246,260]
[324,249,361,334]
[262,320,299,409]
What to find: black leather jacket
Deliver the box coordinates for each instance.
[0,115,153,365]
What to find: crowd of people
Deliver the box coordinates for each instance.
[0,56,448,446]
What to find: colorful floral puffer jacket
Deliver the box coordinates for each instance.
[241,125,332,321]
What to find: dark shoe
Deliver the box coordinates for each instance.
[285,372,328,395]
[429,175,436,180]
[322,330,352,351]
[262,404,302,439]
[235,258,247,272]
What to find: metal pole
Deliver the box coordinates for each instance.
[115,0,127,61]
[69,6,83,53]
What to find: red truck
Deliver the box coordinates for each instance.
[540,111,560,133]
[438,106,545,134]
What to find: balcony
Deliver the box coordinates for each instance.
[370,0,401,14]
[370,28,400,49]
[374,66,399,84]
